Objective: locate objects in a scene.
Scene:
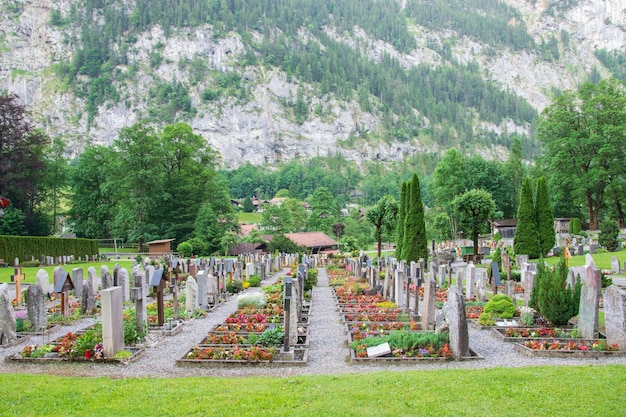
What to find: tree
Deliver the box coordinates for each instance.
[0,94,50,235]
[267,234,306,254]
[243,197,254,212]
[514,178,540,259]
[306,187,339,234]
[220,230,240,256]
[401,174,428,263]
[599,218,620,252]
[538,79,626,229]
[430,148,466,237]
[531,257,581,325]
[44,137,70,235]
[0,207,27,235]
[504,137,526,214]
[366,194,398,262]
[453,189,495,262]
[281,198,307,232]
[535,177,555,256]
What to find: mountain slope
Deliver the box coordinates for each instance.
[0,0,623,168]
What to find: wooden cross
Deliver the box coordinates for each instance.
[11,266,25,305]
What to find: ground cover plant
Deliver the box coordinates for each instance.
[0,366,624,416]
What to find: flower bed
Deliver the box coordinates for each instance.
[493,327,579,342]
[347,322,421,342]
[514,339,625,358]
[349,331,453,361]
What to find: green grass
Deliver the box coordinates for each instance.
[0,366,624,416]
[237,211,261,223]
[99,247,138,254]
[0,260,134,284]
[544,249,626,271]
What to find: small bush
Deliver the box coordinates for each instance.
[226,280,244,294]
[237,293,266,309]
[21,260,40,267]
[304,269,318,292]
[246,275,261,287]
[483,294,516,319]
[599,218,620,252]
[477,312,495,326]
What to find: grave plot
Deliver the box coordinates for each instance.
[492,326,581,342]
[514,339,624,358]
[178,275,310,366]
[7,287,145,364]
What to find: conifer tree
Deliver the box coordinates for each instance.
[531,256,580,325]
[401,173,428,263]
[395,181,407,259]
[535,176,555,256]
[514,178,540,258]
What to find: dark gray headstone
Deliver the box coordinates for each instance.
[447,286,469,360]
[578,282,600,340]
[101,271,113,290]
[491,262,501,287]
[81,280,96,315]
[72,268,83,299]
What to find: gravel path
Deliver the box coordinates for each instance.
[1,268,624,378]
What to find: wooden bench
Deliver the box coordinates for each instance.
[0,259,7,267]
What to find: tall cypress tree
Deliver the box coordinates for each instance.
[514,178,540,258]
[535,176,555,256]
[395,181,407,259]
[401,173,428,263]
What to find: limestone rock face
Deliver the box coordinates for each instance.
[0,0,622,168]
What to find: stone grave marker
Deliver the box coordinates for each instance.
[36,269,51,298]
[447,286,469,360]
[150,268,166,327]
[476,268,488,301]
[578,267,601,340]
[186,276,199,314]
[113,264,121,286]
[422,278,437,331]
[101,271,113,290]
[53,270,74,317]
[118,268,130,302]
[131,269,147,335]
[207,273,218,306]
[72,268,83,300]
[604,285,626,350]
[611,257,621,274]
[196,270,207,310]
[81,280,97,315]
[168,265,180,321]
[465,263,475,299]
[367,342,391,358]
[491,262,501,294]
[10,265,26,305]
[438,264,447,287]
[87,267,98,291]
[589,244,599,254]
[522,271,535,307]
[101,287,124,358]
[26,284,47,332]
[515,255,529,267]
[585,254,596,268]
[0,283,17,345]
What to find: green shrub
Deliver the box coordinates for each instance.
[256,326,284,346]
[477,312,495,326]
[531,256,581,325]
[21,260,40,267]
[568,218,582,235]
[304,269,318,292]
[599,218,620,252]
[123,314,146,345]
[226,281,244,294]
[483,294,516,319]
[246,275,261,287]
[176,242,193,257]
[237,293,266,309]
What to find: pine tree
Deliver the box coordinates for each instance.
[514,178,540,258]
[532,256,580,325]
[492,247,502,273]
[401,173,428,263]
[395,181,407,259]
[535,176,555,256]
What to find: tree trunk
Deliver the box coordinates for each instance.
[612,188,625,228]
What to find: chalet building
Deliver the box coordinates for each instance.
[147,239,175,257]
[284,232,338,254]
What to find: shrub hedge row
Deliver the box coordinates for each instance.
[0,236,99,263]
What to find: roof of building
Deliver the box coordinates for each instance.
[491,219,518,227]
[239,223,259,237]
[146,239,175,245]
[284,232,338,248]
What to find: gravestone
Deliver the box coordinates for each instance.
[421,279,437,331]
[589,244,600,254]
[87,267,98,290]
[100,265,109,281]
[101,287,124,358]
[53,267,64,291]
[0,283,17,345]
[26,284,47,332]
[72,268,83,300]
[456,270,463,289]
[577,245,584,256]
[585,254,596,268]
[447,286,469,360]
[81,280,97,315]
[367,342,392,358]
[522,271,535,307]
[491,262,501,293]
[118,268,130,303]
[185,276,199,314]
[131,269,147,335]
[438,264,447,287]
[196,270,208,310]
[476,268,488,302]
[611,257,621,274]
[604,285,626,350]
[465,263,475,299]
[568,266,587,288]
[515,255,529,267]
[207,273,218,306]
[578,281,600,340]
[36,269,51,298]
[101,271,113,290]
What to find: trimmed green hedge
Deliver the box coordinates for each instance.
[0,236,99,262]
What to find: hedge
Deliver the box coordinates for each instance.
[0,236,99,263]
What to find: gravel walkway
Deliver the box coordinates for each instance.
[1,268,624,378]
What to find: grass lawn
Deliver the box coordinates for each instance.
[543,249,626,271]
[0,260,135,284]
[0,366,624,416]
[238,211,261,224]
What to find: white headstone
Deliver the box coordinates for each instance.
[611,257,621,274]
[36,269,51,296]
[465,263,475,299]
[197,270,208,309]
[367,342,391,358]
[185,277,199,314]
[118,268,130,303]
[101,287,124,358]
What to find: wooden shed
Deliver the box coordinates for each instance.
[147,239,175,257]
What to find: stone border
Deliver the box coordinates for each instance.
[176,347,309,367]
[513,342,626,358]
[5,347,146,364]
[349,347,484,362]
[0,336,29,349]
[17,325,62,337]
[491,328,582,343]
[148,321,184,337]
